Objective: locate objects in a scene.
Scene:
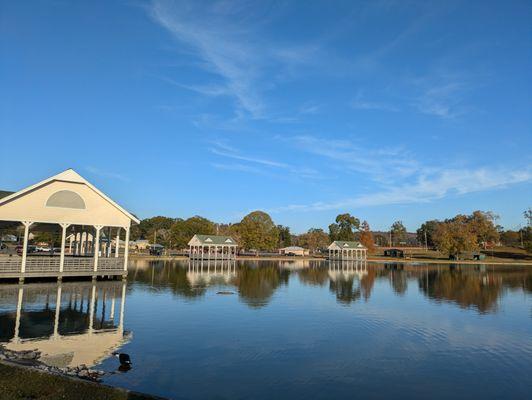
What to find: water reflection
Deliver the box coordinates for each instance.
[127,259,532,314]
[0,281,129,368]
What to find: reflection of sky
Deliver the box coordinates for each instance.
[95,261,532,399]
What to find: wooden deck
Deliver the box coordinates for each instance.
[0,256,126,280]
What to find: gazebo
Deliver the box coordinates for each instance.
[188,234,237,260]
[328,241,367,260]
[0,169,139,281]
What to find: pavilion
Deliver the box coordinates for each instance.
[188,234,237,260]
[0,169,139,281]
[328,241,368,260]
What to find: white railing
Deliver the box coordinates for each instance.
[98,258,124,271]
[63,257,93,272]
[25,257,60,273]
[0,258,22,273]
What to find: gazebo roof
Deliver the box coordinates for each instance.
[189,234,237,246]
[328,241,366,250]
[0,169,139,227]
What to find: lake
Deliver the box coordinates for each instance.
[1,260,531,399]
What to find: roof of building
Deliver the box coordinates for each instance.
[280,246,306,251]
[329,240,366,249]
[0,169,139,225]
[189,234,237,245]
[0,190,14,200]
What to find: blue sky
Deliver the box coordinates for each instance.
[1,0,531,233]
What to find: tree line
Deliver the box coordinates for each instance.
[130,208,532,255]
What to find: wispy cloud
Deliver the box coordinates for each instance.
[209,140,323,179]
[286,135,420,182]
[351,91,399,112]
[150,0,319,119]
[271,167,532,212]
[85,166,130,182]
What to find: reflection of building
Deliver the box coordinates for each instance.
[328,260,368,281]
[328,241,367,260]
[187,259,237,286]
[0,169,139,280]
[0,281,129,368]
[279,246,309,256]
[188,235,237,260]
[278,259,311,270]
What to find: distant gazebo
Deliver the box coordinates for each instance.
[188,234,237,260]
[328,241,367,260]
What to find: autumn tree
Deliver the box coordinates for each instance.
[298,228,330,253]
[359,221,375,252]
[468,211,499,248]
[329,213,360,241]
[238,211,279,251]
[390,221,407,246]
[432,215,477,257]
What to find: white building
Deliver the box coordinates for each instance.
[328,241,367,260]
[0,169,139,280]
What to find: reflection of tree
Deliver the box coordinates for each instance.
[234,263,289,308]
[297,267,329,286]
[418,270,501,313]
[329,278,361,304]
[360,270,376,301]
[391,270,408,295]
[132,261,207,298]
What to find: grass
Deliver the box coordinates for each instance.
[0,362,161,400]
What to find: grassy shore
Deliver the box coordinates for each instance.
[0,361,161,400]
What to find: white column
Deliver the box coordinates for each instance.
[119,281,126,334]
[53,284,62,338]
[59,223,70,273]
[13,286,24,342]
[89,283,96,335]
[115,228,121,258]
[21,221,33,273]
[93,226,102,272]
[123,227,130,271]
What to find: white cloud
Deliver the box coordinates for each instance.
[270,167,532,213]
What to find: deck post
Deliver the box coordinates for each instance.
[93,226,102,272]
[20,221,33,274]
[89,283,96,335]
[123,226,130,271]
[115,228,121,258]
[59,223,70,273]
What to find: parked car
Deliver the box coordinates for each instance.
[16,245,37,255]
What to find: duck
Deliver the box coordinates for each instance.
[112,352,132,367]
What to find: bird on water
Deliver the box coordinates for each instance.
[112,352,132,367]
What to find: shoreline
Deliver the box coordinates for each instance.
[130,255,532,266]
[0,359,162,400]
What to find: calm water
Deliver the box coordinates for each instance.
[1,260,531,399]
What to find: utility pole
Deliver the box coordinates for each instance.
[424,230,428,251]
[389,231,392,247]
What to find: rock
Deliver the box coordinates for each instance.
[78,369,89,378]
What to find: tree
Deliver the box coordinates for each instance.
[468,211,499,248]
[432,215,477,257]
[238,211,279,251]
[298,228,330,252]
[170,216,216,249]
[416,220,439,248]
[277,225,292,247]
[524,208,532,227]
[359,221,375,252]
[329,213,360,241]
[390,221,407,246]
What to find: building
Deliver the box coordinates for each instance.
[328,241,367,260]
[383,248,405,258]
[0,169,139,281]
[279,246,309,256]
[188,234,237,260]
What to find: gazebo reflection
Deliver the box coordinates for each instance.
[0,280,129,368]
[186,259,237,286]
[328,260,368,281]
